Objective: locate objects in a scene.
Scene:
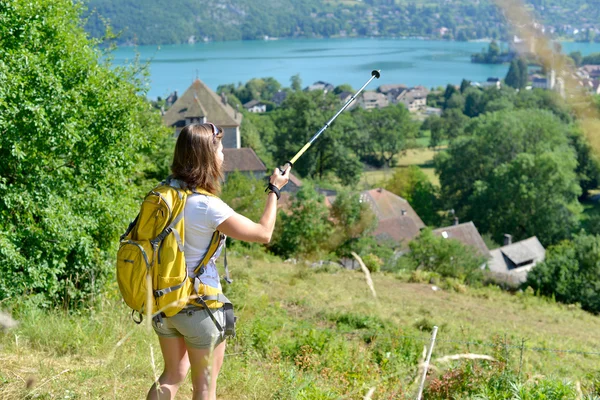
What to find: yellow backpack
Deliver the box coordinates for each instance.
[116,179,235,336]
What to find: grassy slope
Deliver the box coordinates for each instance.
[1,255,599,399]
[360,147,441,189]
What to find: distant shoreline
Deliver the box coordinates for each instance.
[114,35,498,48]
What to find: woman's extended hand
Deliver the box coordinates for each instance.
[270,166,291,190]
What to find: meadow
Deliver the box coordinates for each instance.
[2,254,599,399]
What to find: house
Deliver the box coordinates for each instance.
[281,172,303,194]
[271,90,288,106]
[482,77,502,89]
[425,107,443,116]
[378,84,408,95]
[338,91,358,110]
[322,188,424,248]
[243,99,267,113]
[222,148,267,180]
[579,65,600,79]
[359,91,389,109]
[162,79,243,149]
[488,235,546,286]
[397,90,427,112]
[432,221,490,259]
[361,188,425,247]
[532,77,550,90]
[306,81,335,93]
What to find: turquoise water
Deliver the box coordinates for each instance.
[110,38,600,100]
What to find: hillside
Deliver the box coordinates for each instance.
[82,0,600,45]
[2,254,599,398]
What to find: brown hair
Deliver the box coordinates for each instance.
[171,123,224,195]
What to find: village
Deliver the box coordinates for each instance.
[159,74,560,288]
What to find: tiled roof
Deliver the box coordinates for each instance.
[361,188,425,246]
[361,188,425,228]
[223,148,266,173]
[372,215,421,245]
[432,222,490,258]
[162,79,242,128]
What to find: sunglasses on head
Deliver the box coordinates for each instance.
[207,122,219,136]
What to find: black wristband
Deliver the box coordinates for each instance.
[265,183,281,200]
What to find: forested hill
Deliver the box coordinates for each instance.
[82,0,600,46]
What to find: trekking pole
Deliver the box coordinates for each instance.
[416,326,438,400]
[278,70,381,173]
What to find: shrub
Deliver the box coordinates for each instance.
[408,229,486,284]
[0,0,167,308]
[526,233,600,314]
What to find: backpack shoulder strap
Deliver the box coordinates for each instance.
[193,230,222,276]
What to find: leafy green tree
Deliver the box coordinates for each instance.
[517,58,529,89]
[0,0,167,308]
[568,129,600,198]
[365,104,419,167]
[408,229,485,283]
[463,87,484,118]
[526,233,600,314]
[240,112,275,168]
[269,183,332,258]
[460,79,472,93]
[443,108,469,141]
[505,59,522,89]
[436,109,582,246]
[427,115,446,149]
[384,166,440,226]
[330,189,377,257]
[470,152,581,245]
[269,90,359,182]
[290,74,302,92]
[445,93,466,111]
[443,84,459,104]
[334,84,354,95]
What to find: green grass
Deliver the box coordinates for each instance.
[360,147,443,189]
[1,255,600,399]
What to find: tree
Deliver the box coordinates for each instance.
[505,59,522,89]
[517,58,529,89]
[384,166,440,226]
[569,51,583,67]
[366,104,419,167]
[435,109,582,246]
[442,108,469,141]
[269,90,362,184]
[269,183,332,259]
[330,189,377,257]
[443,84,459,104]
[408,229,485,284]
[427,115,446,149]
[460,79,472,93]
[463,87,484,118]
[290,74,302,92]
[0,0,167,308]
[526,233,600,314]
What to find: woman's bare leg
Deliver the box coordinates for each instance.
[147,336,190,400]
[187,339,226,400]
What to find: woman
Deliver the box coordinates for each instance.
[147,122,290,400]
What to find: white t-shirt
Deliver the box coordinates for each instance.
[184,193,234,288]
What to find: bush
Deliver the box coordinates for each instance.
[526,233,600,314]
[0,0,166,308]
[408,229,486,284]
[361,254,383,273]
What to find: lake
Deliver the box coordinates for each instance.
[111,38,600,100]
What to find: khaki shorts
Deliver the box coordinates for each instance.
[152,307,225,349]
